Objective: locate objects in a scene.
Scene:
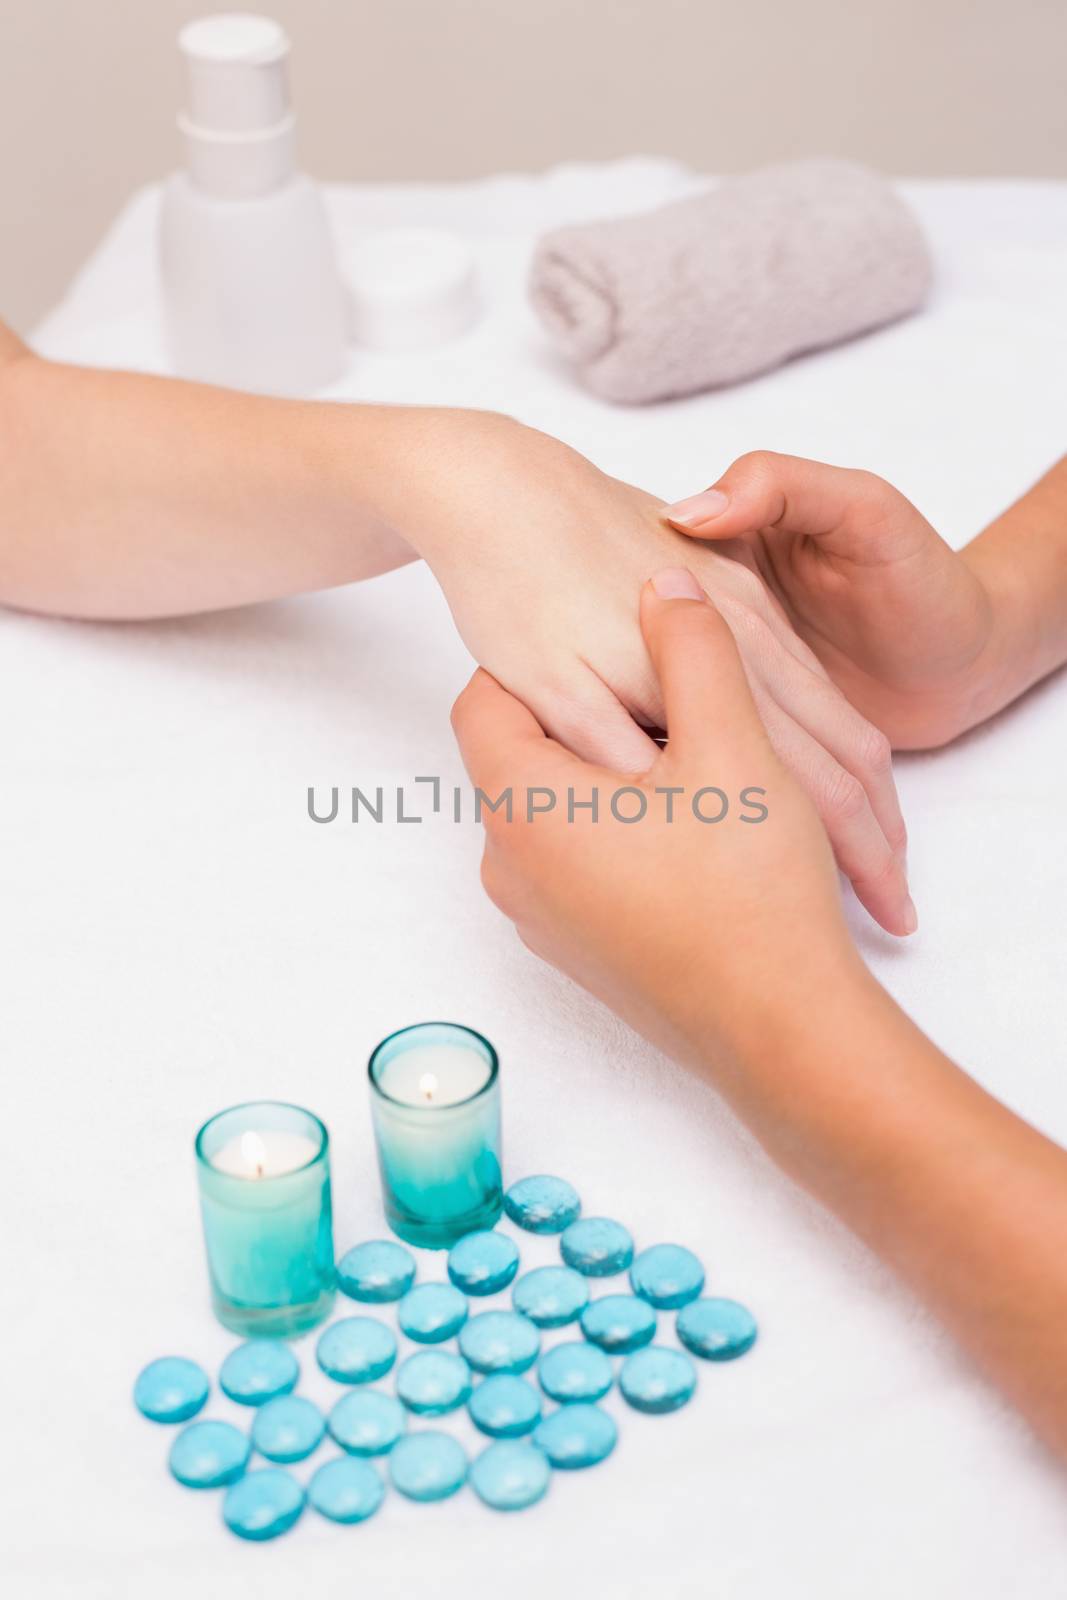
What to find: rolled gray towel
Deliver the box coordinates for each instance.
[529,160,933,404]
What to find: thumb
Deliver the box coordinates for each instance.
[640,568,769,760]
[661,451,910,557]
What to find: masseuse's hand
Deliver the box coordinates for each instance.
[403,416,911,935]
[454,566,1067,1468]
[664,453,1006,750]
[452,565,862,1061]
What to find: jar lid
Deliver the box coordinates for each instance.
[346,229,481,352]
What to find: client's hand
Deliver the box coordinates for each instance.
[451,566,861,1066]
[664,452,1010,750]
[403,416,910,935]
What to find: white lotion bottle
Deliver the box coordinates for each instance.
[159,13,348,396]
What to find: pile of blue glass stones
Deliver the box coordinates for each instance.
[134,1175,757,1539]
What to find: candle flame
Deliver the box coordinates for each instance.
[241,1130,267,1178]
[418,1073,438,1103]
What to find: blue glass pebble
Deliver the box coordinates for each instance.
[337,1240,416,1303]
[134,1356,209,1423]
[504,1175,581,1235]
[459,1311,540,1375]
[328,1390,407,1456]
[560,1217,634,1278]
[397,1282,469,1343]
[169,1420,250,1488]
[468,1374,542,1438]
[470,1440,551,1511]
[316,1317,397,1384]
[538,1341,613,1404]
[676,1297,758,1361]
[447,1230,520,1296]
[512,1265,589,1328]
[251,1395,326,1462]
[580,1294,656,1354]
[619,1346,697,1414]
[389,1431,467,1502]
[534,1404,617,1469]
[630,1243,706,1309]
[219,1342,299,1407]
[308,1456,385,1524]
[396,1351,473,1415]
[223,1467,305,1541]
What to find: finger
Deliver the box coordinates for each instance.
[749,683,916,936]
[691,545,834,678]
[662,451,908,557]
[638,568,769,761]
[722,602,908,859]
[535,669,661,772]
[451,668,557,796]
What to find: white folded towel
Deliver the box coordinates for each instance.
[529,159,933,403]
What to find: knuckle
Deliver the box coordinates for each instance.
[732,449,782,483]
[853,847,900,894]
[850,468,890,499]
[713,594,768,649]
[886,814,908,854]
[822,768,868,824]
[479,850,514,915]
[480,803,512,846]
[857,724,893,777]
[724,563,765,606]
[516,925,549,961]
[539,686,594,749]
[448,689,468,737]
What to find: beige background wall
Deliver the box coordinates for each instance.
[2,0,1065,332]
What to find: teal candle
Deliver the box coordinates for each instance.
[367,1023,502,1249]
[195,1101,335,1338]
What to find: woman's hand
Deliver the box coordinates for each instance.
[451,565,864,1066]
[0,341,909,931]
[452,568,1067,1465]
[663,451,1042,749]
[399,415,912,934]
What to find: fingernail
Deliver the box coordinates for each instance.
[651,567,705,600]
[902,897,918,936]
[664,488,729,526]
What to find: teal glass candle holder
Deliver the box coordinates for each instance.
[195,1101,335,1338]
[367,1022,502,1249]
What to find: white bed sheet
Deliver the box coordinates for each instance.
[4,161,1067,1598]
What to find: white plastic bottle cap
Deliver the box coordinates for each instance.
[178,13,290,134]
[177,13,295,197]
[347,229,482,351]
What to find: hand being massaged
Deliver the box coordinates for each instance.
[0,329,911,937]
[407,419,911,937]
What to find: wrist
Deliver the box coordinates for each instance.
[958,536,1045,724]
[687,959,963,1217]
[890,541,1043,750]
[672,933,872,1097]
[959,459,1067,715]
[346,404,527,566]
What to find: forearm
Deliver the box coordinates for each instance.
[697,974,1067,1458]
[964,454,1067,714]
[0,349,489,619]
